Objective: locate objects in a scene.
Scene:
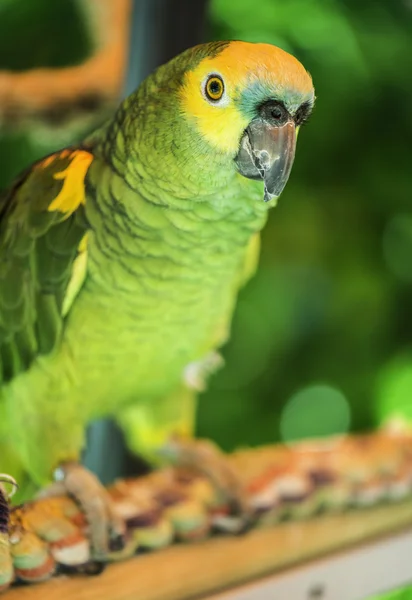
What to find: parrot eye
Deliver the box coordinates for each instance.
[204,75,225,103]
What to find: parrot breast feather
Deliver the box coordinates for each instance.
[0,149,92,384]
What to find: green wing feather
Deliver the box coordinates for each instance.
[0,149,93,384]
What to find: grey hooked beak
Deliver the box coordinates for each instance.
[235,119,296,202]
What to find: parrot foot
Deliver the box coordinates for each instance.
[39,463,125,562]
[160,437,254,533]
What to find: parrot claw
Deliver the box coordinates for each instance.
[183,352,224,392]
[43,463,126,561]
[0,475,18,500]
[160,437,254,532]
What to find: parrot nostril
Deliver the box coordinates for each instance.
[271,106,283,121]
[259,100,289,127]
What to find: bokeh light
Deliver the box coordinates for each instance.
[376,353,412,424]
[280,384,351,442]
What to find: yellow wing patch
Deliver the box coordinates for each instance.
[43,150,94,216]
[62,232,89,317]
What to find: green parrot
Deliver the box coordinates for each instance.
[0,41,314,557]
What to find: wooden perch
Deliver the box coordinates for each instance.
[0,0,131,121]
[1,424,412,598]
[4,501,412,600]
[0,429,412,600]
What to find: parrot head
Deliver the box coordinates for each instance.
[112,41,314,203]
[179,41,315,202]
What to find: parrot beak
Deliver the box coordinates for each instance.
[235,119,296,202]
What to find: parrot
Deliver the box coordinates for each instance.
[0,41,314,559]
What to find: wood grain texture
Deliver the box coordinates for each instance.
[0,0,131,118]
[4,500,412,600]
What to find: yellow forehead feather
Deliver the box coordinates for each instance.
[181,42,313,154]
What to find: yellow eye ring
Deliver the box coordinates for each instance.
[205,75,225,102]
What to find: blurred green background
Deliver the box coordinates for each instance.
[201,0,412,450]
[3,0,411,448]
[0,0,411,596]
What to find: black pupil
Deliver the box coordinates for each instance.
[209,80,221,96]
